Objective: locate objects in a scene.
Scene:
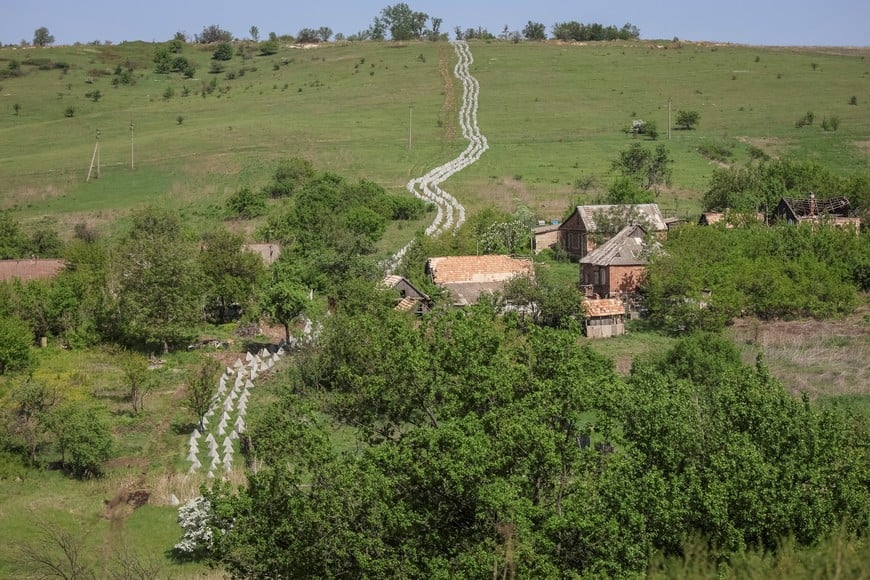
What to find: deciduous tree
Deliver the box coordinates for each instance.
[33,27,54,47]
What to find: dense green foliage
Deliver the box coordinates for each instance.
[199,305,869,577]
[645,223,868,331]
[703,157,870,221]
[198,229,265,323]
[0,316,34,374]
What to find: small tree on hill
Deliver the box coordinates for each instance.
[33,27,54,47]
[675,109,700,130]
[249,26,260,42]
[197,25,233,44]
[523,21,546,40]
[612,142,673,191]
[212,42,234,61]
[184,359,220,430]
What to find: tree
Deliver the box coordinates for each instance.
[523,21,546,40]
[379,3,430,40]
[198,229,265,323]
[108,207,203,352]
[183,359,220,430]
[318,26,333,42]
[26,217,63,257]
[118,350,154,415]
[296,28,320,43]
[45,404,113,478]
[17,519,95,579]
[212,42,234,61]
[196,25,233,44]
[675,109,700,130]
[0,210,26,259]
[249,25,259,42]
[33,27,54,47]
[0,316,33,374]
[611,142,673,191]
[260,263,307,343]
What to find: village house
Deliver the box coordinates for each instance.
[0,258,66,283]
[582,297,626,339]
[579,224,656,304]
[774,194,861,230]
[558,203,668,261]
[425,255,533,307]
[381,275,431,314]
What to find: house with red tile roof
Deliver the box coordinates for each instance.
[425,255,533,306]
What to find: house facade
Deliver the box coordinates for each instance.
[532,223,560,254]
[579,224,653,299]
[558,203,667,261]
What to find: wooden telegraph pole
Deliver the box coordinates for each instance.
[130,120,134,169]
[668,97,672,141]
[408,103,413,150]
[87,128,101,181]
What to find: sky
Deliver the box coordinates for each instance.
[3,0,869,47]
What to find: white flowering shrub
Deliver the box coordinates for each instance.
[174,496,214,554]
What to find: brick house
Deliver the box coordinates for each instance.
[558,203,667,261]
[579,224,655,299]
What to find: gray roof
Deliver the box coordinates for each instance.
[579,224,656,266]
[575,204,667,232]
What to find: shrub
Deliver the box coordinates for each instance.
[226,187,267,218]
[212,42,234,61]
[697,140,734,163]
[64,106,75,117]
[259,40,279,55]
[849,95,857,106]
[675,109,700,130]
[0,316,34,374]
[795,111,814,128]
[821,116,840,131]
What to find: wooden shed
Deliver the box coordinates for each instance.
[582,298,626,338]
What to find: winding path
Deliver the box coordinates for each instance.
[386,40,488,272]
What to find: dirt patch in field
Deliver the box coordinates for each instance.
[729,309,869,398]
[853,141,870,160]
[738,136,787,159]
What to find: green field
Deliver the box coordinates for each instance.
[2,39,868,241]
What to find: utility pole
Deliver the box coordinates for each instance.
[668,97,672,141]
[408,103,413,150]
[130,120,134,169]
[87,128,101,181]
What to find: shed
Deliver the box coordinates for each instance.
[381,275,431,314]
[582,298,626,338]
[774,194,860,230]
[532,223,560,254]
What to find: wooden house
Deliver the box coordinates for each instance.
[0,258,66,283]
[582,298,626,338]
[381,275,431,314]
[579,224,655,299]
[426,255,533,307]
[774,194,860,230]
[558,203,667,261]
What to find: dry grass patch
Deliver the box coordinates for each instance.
[729,309,869,398]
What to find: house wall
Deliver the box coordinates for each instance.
[558,211,591,261]
[584,316,625,338]
[580,264,646,298]
[534,230,559,253]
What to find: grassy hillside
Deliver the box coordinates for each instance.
[1,39,868,241]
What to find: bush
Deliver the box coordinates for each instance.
[64,106,75,118]
[821,116,840,131]
[0,316,34,374]
[212,42,234,61]
[259,40,279,55]
[697,140,734,163]
[795,111,814,128]
[849,95,857,106]
[226,187,267,218]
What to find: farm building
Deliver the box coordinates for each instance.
[579,224,657,300]
[426,255,533,307]
[0,258,66,282]
[582,298,626,339]
[381,275,431,314]
[532,223,560,254]
[774,194,860,230]
[558,203,667,261]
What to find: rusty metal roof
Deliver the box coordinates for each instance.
[0,259,66,282]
